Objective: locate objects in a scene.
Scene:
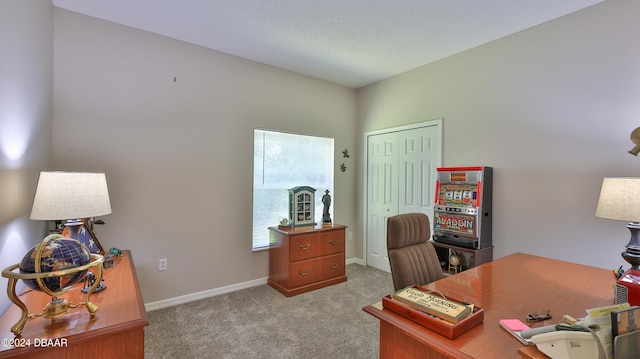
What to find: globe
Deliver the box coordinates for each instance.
[20,236,92,294]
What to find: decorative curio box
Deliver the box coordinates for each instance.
[288,186,316,227]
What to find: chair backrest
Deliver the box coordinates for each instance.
[386,213,445,291]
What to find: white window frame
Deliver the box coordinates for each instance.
[252,129,334,251]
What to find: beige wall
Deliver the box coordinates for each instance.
[2,0,637,311]
[0,0,53,313]
[52,9,357,304]
[357,0,640,269]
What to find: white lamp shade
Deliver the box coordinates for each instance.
[595,177,640,222]
[30,171,112,220]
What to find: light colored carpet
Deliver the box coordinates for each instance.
[144,264,393,359]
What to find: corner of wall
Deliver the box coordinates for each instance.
[0,0,54,315]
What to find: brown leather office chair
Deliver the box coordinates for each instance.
[387,213,449,292]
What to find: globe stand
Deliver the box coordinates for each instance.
[1,234,104,337]
[43,297,71,318]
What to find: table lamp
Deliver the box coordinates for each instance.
[30,171,111,292]
[595,177,640,306]
[30,171,112,237]
[1,171,110,336]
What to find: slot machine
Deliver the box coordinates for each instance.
[432,166,492,249]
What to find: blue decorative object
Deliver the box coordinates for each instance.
[109,247,122,256]
[2,234,104,336]
[20,237,91,292]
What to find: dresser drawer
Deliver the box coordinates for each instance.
[318,228,345,254]
[289,253,345,288]
[268,224,347,297]
[289,233,321,262]
[289,229,345,262]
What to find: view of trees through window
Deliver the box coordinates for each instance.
[252,129,334,250]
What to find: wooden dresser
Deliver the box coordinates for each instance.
[0,250,147,358]
[268,224,347,296]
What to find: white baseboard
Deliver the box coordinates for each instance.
[145,277,268,311]
[144,257,366,311]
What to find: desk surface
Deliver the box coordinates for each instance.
[364,252,615,359]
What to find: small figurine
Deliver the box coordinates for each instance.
[81,272,106,293]
[322,190,332,223]
[449,253,462,273]
[103,254,115,268]
[109,247,122,256]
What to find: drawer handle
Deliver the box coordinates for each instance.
[329,239,339,245]
[299,244,311,250]
[329,263,338,269]
[299,269,310,276]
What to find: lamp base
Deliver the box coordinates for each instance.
[614,224,640,306]
[622,223,640,270]
[62,219,84,240]
[615,268,640,306]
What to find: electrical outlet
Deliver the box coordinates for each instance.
[348,232,353,241]
[158,258,167,271]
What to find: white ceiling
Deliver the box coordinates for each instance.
[52,0,604,89]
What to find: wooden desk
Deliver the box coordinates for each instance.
[518,345,550,359]
[363,253,614,359]
[0,250,147,358]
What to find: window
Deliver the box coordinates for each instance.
[253,129,334,250]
